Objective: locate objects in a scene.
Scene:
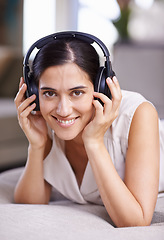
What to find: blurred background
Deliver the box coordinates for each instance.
[0,0,164,171]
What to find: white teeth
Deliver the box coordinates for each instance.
[57,118,75,125]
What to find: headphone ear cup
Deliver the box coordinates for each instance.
[94,67,111,99]
[24,66,40,111]
[28,74,40,111]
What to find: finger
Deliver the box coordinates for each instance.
[109,77,121,96]
[19,77,24,89]
[112,76,122,93]
[94,91,111,103]
[19,103,36,130]
[20,103,36,120]
[94,77,120,103]
[106,77,122,112]
[106,77,119,98]
[93,91,112,115]
[17,94,36,114]
[92,99,104,120]
[14,83,27,108]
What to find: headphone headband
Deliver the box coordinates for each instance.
[23,31,110,67]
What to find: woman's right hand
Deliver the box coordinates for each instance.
[14,77,49,149]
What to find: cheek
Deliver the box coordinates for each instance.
[81,92,94,109]
[39,98,53,118]
[79,98,94,117]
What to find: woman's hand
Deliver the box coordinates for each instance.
[82,76,122,146]
[14,77,49,149]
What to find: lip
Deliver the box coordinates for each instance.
[52,116,79,128]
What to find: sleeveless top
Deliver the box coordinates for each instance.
[44,90,164,205]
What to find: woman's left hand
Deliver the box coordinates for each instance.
[82,76,122,146]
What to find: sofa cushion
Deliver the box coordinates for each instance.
[0,168,164,240]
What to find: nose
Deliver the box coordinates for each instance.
[56,96,72,117]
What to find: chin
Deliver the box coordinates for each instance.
[48,120,85,142]
[54,130,80,141]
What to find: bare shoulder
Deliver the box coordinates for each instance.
[134,101,158,121]
[128,102,159,142]
[127,101,160,163]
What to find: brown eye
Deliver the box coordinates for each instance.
[71,90,84,97]
[43,91,56,97]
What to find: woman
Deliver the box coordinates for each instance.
[14,35,163,227]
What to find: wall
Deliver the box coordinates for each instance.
[56,0,78,31]
[113,42,164,118]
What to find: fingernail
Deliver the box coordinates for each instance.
[107,77,112,84]
[30,94,36,99]
[113,76,117,83]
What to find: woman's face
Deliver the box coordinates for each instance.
[39,63,94,141]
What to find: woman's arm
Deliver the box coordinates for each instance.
[124,102,160,225]
[14,78,52,204]
[14,140,52,204]
[83,78,160,227]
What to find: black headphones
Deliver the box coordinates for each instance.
[23,31,115,111]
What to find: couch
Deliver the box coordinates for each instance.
[0,167,164,240]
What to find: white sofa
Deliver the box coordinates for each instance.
[0,167,164,240]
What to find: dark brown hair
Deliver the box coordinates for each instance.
[32,38,100,86]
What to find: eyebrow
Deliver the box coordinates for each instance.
[40,86,87,91]
[40,87,56,91]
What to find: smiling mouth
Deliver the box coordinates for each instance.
[52,116,79,126]
[57,118,75,124]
